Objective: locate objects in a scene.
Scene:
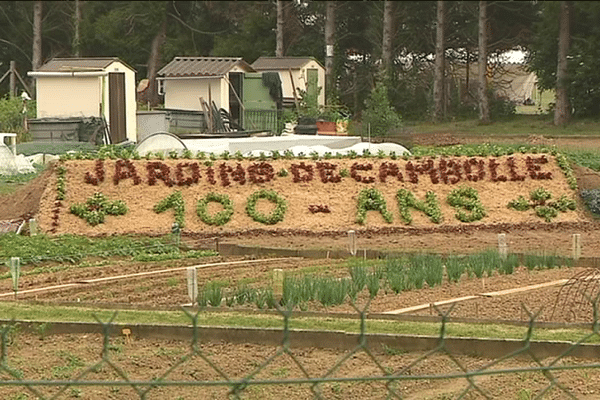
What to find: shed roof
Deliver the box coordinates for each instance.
[38,57,134,72]
[158,57,255,78]
[251,57,324,71]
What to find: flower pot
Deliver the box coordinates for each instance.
[316,120,336,135]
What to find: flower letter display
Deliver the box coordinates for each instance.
[197,193,234,226]
[447,186,486,223]
[54,151,577,235]
[246,189,287,224]
[153,191,186,228]
[356,188,393,224]
[70,192,128,226]
[507,187,576,222]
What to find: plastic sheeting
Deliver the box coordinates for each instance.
[0,144,36,175]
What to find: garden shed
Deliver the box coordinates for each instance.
[27,57,137,144]
[251,57,325,108]
[157,57,280,134]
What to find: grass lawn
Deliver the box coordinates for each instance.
[0,302,596,344]
[409,114,600,137]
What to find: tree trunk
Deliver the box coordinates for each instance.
[147,18,167,108]
[31,0,43,99]
[32,0,43,70]
[73,0,82,57]
[477,1,490,124]
[276,0,284,57]
[433,0,445,122]
[554,1,571,126]
[325,1,335,105]
[382,0,393,77]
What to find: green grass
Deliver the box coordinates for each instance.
[515,89,555,115]
[410,115,600,137]
[0,302,596,344]
[0,164,46,195]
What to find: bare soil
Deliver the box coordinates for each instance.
[2,330,600,400]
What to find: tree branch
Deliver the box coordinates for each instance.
[0,38,32,63]
[168,12,229,35]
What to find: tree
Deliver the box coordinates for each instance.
[324,1,335,104]
[211,2,276,62]
[362,79,401,137]
[554,1,571,126]
[433,0,445,122]
[477,1,490,124]
[381,0,393,76]
[32,0,42,71]
[528,2,600,118]
[72,0,82,57]
[147,5,168,108]
[276,0,284,57]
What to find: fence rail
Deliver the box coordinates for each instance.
[1,302,600,399]
[244,109,282,135]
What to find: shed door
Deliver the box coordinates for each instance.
[306,68,319,101]
[109,72,126,143]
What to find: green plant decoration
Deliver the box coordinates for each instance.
[356,188,393,225]
[153,191,186,228]
[196,192,234,226]
[278,168,289,177]
[447,186,486,223]
[70,192,128,226]
[246,189,287,225]
[396,189,442,225]
[508,188,576,222]
[555,153,577,190]
[507,195,530,211]
[56,165,67,201]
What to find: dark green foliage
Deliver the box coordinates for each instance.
[529,2,600,118]
[361,80,402,137]
[581,189,600,217]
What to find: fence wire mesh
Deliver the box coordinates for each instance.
[1,298,600,400]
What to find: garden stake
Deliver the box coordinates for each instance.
[10,257,20,300]
[348,230,356,256]
[187,267,198,305]
[498,233,508,260]
[572,234,581,260]
[273,269,284,300]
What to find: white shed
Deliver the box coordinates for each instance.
[157,57,255,114]
[251,57,325,108]
[28,57,137,143]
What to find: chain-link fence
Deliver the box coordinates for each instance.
[1,300,600,399]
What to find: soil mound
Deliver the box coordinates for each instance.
[0,167,53,220]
